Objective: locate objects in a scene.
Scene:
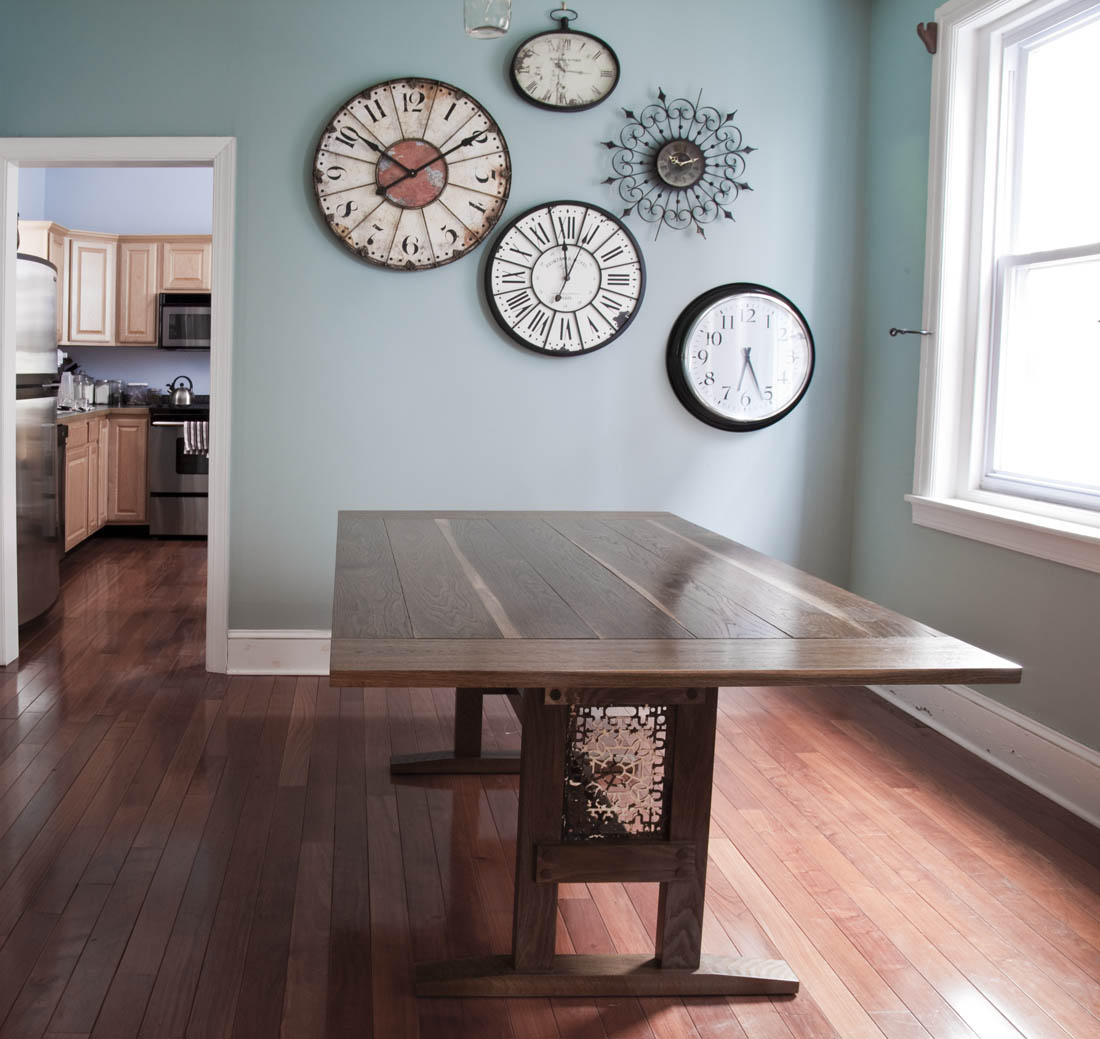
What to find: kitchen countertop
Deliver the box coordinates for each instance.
[57,406,151,422]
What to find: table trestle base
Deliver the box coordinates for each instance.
[414,953,799,997]
[389,687,521,775]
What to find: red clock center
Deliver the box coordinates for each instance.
[377,139,447,208]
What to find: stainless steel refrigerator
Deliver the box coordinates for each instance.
[15,254,60,625]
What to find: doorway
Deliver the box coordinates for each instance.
[0,138,235,672]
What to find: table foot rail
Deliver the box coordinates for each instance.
[415,954,799,997]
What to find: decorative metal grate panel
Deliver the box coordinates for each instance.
[562,704,671,841]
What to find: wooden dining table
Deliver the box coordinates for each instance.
[328,510,1021,998]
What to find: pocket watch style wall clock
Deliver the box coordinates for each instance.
[485,200,644,355]
[510,6,620,112]
[313,78,511,270]
[667,284,813,431]
[603,89,754,238]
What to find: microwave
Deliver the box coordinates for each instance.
[159,293,211,349]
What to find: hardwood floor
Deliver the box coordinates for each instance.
[1,536,1097,1037]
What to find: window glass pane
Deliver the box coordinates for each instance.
[1015,15,1100,253]
[990,257,1100,493]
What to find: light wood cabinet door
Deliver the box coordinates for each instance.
[87,432,102,534]
[64,441,90,552]
[67,236,117,344]
[48,230,68,343]
[98,418,109,528]
[117,241,159,345]
[107,416,148,522]
[160,239,212,291]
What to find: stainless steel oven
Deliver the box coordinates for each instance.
[159,293,211,349]
[148,405,209,535]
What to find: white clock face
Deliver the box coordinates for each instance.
[672,287,813,430]
[486,202,644,354]
[313,78,510,270]
[511,31,619,110]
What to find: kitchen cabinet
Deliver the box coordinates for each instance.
[107,414,148,522]
[117,240,159,345]
[161,239,212,291]
[67,235,117,344]
[18,221,211,344]
[17,220,69,342]
[61,411,145,552]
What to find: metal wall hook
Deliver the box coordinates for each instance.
[889,327,933,337]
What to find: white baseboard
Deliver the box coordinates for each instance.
[871,683,1100,831]
[226,629,331,676]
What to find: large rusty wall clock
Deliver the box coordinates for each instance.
[313,78,511,270]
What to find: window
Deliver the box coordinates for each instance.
[910,0,1100,572]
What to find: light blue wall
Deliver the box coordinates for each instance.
[35,166,213,235]
[1,0,870,630]
[850,0,1100,751]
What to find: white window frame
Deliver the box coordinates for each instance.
[909,0,1100,573]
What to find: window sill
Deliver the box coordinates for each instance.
[906,494,1100,574]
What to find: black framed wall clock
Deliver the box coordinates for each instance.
[667,284,814,430]
[485,200,644,355]
[313,78,511,270]
[510,7,620,112]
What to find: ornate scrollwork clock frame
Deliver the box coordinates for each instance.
[601,88,755,239]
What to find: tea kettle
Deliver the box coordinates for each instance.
[167,375,194,406]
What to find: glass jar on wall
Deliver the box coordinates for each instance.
[464,0,510,38]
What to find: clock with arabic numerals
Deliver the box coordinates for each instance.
[510,7,620,112]
[485,200,645,355]
[313,77,511,270]
[667,284,814,431]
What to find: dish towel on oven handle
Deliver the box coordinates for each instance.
[183,420,209,457]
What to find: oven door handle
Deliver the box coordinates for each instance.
[151,420,188,427]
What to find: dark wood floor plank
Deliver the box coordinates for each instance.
[184,676,296,1039]
[46,847,162,1034]
[0,882,110,1039]
[138,677,274,1039]
[324,688,372,1036]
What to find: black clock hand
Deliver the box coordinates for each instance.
[376,130,489,195]
[362,139,415,176]
[555,244,584,302]
[737,349,750,391]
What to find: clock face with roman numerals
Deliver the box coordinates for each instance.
[485,201,645,355]
[313,78,510,270]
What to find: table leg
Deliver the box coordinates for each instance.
[389,687,522,775]
[415,687,799,997]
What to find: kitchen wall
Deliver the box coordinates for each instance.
[849,0,1100,752]
[17,165,212,395]
[63,347,210,397]
[21,166,213,235]
[0,0,870,632]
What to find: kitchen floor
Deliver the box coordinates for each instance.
[0,537,1097,1037]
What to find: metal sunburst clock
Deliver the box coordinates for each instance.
[601,88,755,238]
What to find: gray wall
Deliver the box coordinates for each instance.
[2,0,870,631]
[850,0,1100,752]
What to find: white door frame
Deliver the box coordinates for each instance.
[0,137,235,672]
